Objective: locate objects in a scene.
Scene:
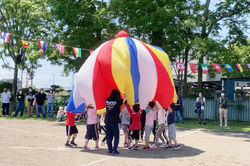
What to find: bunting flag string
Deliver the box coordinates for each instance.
[0,31,250,70]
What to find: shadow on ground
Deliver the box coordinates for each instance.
[72,144,204,159]
[201,129,250,140]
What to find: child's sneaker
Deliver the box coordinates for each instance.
[160,143,168,148]
[70,141,77,146]
[134,146,139,150]
[172,145,181,150]
[124,143,128,147]
[150,144,157,149]
[81,146,90,151]
[143,146,150,150]
[65,142,73,148]
[128,147,133,151]
[94,146,100,151]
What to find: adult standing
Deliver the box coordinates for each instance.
[218,93,228,127]
[1,88,11,116]
[35,88,47,118]
[14,89,25,117]
[26,87,35,117]
[174,95,184,123]
[47,90,55,118]
[196,92,206,125]
[105,89,123,155]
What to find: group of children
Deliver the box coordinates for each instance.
[64,100,180,151]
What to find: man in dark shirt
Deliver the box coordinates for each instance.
[35,88,47,118]
[14,89,25,117]
[105,89,123,155]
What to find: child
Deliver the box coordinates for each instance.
[151,101,168,148]
[82,105,99,151]
[167,103,180,150]
[143,101,156,150]
[120,101,130,147]
[57,106,65,122]
[100,113,107,146]
[127,104,142,150]
[65,111,78,148]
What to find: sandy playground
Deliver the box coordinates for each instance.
[0,119,250,166]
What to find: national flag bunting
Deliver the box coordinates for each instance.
[176,62,185,72]
[55,43,64,54]
[37,40,47,52]
[201,64,208,74]
[189,63,196,73]
[21,40,28,47]
[88,50,93,54]
[1,32,11,43]
[235,64,243,73]
[224,64,233,72]
[72,47,81,58]
[246,64,250,69]
[213,64,222,72]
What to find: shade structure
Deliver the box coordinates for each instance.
[75,30,177,111]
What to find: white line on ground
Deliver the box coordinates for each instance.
[79,157,113,166]
[177,129,200,138]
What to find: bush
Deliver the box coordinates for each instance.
[0,82,12,92]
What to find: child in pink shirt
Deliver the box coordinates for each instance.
[81,105,99,151]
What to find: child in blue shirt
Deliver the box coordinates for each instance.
[167,103,180,150]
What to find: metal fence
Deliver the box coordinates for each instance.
[182,98,250,121]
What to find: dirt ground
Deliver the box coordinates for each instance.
[0,119,250,166]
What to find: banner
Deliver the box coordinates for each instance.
[189,63,196,73]
[176,62,184,72]
[0,32,11,43]
[201,64,208,74]
[213,64,222,72]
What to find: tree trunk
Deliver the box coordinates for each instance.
[198,0,211,89]
[183,46,190,97]
[151,31,163,47]
[197,56,204,88]
[12,62,18,112]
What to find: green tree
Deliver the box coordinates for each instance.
[0,0,51,105]
[47,0,117,74]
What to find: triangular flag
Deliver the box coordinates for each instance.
[21,40,28,47]
[245,64,250,69]
[235,64,243,73]
[189,63,196,73]
[224,64,233,72]
[55,43,64,54]
[72,47,81,58]
[88,50,93,54]
[201,64,208,74]
[1,32,11,43]
[213,64,222,72]
[37,40,47,52]
[176,62,185,72]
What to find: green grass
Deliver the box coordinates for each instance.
[176,119,250,132]
[1,114,249,132]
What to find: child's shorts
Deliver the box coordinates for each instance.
[85,124,99,140]
[168,124,176,139]
[66,125,78,136]
[129,130,140,140]
[122,124,130,134]
[144,125,153,141]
